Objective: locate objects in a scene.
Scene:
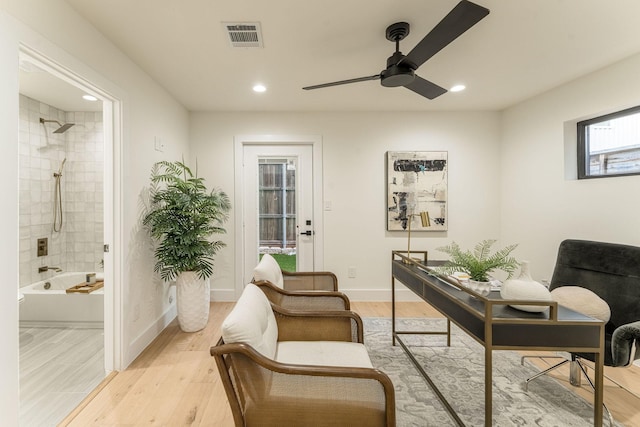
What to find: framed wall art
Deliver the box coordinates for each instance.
[387,151,448,231]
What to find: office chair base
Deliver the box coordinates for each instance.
[575,359,615,427]
[521,356,568,392]
[522,355,614,426]
[569,359,582,386]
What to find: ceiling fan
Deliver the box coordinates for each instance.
[302,0,489,100]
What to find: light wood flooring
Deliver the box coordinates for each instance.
[61,302,640,426]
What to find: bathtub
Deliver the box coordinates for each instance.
[19,272,104,327]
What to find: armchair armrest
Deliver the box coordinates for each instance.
[272,305,364,343]
[253,280,350,310]
[612,320,640,367]
[282,270,339,291]
[211,339,395,427]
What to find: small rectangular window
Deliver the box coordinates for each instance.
[577,105,640,179]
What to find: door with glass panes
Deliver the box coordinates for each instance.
[242,144,314,284]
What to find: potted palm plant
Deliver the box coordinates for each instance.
[143,160,231,332]
[435,239,519,294]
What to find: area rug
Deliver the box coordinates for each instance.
[363,318,617,427]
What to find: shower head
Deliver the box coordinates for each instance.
[55,158,67,177]
[39,118,75,134]
[54,123,75,133]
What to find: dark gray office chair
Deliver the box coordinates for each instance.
[522,239,640,425]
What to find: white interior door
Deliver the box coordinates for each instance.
[242,144,315,285]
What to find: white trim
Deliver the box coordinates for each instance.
[18,46,124,372]
[129,305,177,363]
[233,135,324,300]
[18,321,104,329]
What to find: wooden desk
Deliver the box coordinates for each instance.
[391,251,605,427]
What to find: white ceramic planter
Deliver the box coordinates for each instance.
[469,279,491,296]
[176,271,210,332]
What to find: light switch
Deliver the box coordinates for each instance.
[154,136,165,152]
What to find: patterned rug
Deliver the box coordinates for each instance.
[363,318,616,427]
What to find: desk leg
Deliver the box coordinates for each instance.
[392,275,396,346]
[594,351,603,427]
[485,346,492,427]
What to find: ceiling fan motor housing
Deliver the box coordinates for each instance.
[381,51,415,87]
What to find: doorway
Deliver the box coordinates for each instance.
[17,47,122,425]
[234,136,324,295]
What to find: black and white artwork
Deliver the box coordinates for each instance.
[387,151,448,231]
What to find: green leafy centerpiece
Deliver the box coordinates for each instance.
[435,239,519,294]
[143,160,231,332]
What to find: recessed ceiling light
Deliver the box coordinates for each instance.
[82,94,98,101]
[253,84,267,93]
[450,84,466,93]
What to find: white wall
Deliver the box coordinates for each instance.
[0,10,22,425]
[500,52,640,281]
[190,111,502,300]
[0,1,189,423]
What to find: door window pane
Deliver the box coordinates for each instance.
[258,158,297,271]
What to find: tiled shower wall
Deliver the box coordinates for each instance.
[19,95,104,287]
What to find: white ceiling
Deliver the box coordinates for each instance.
[46,0,640,112]
[19,60,103,112]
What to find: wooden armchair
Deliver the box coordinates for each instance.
[253,279,350,310]
[211,284,395,427]
[253,253,339,291]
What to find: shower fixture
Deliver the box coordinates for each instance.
[39,118,75,133]
[53,158,66,232]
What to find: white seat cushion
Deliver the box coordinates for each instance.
[253,253,284,288]
[221,283,278,359]
[551,286,611,322]
[275,341,373,368]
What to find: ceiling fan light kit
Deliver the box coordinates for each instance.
[303,0,489,100]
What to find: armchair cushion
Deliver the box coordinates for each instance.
[254,253,284,288]
[221,283,278,359]
[276,341,373,368]
[550,286,611,322]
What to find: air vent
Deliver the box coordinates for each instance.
[223,22,263,48]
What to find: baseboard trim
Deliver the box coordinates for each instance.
[127,304,177,367]
[209,288,421,302]
[19,320,104,329]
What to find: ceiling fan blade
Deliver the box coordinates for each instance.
[404,76,447,100]
[401,0,489,69]
[303,74,381,90]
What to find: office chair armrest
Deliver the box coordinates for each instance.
[612,320,640,367]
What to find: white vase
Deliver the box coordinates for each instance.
[469,279,491,296]
[176,271,210,332]
[500,261,552,312]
